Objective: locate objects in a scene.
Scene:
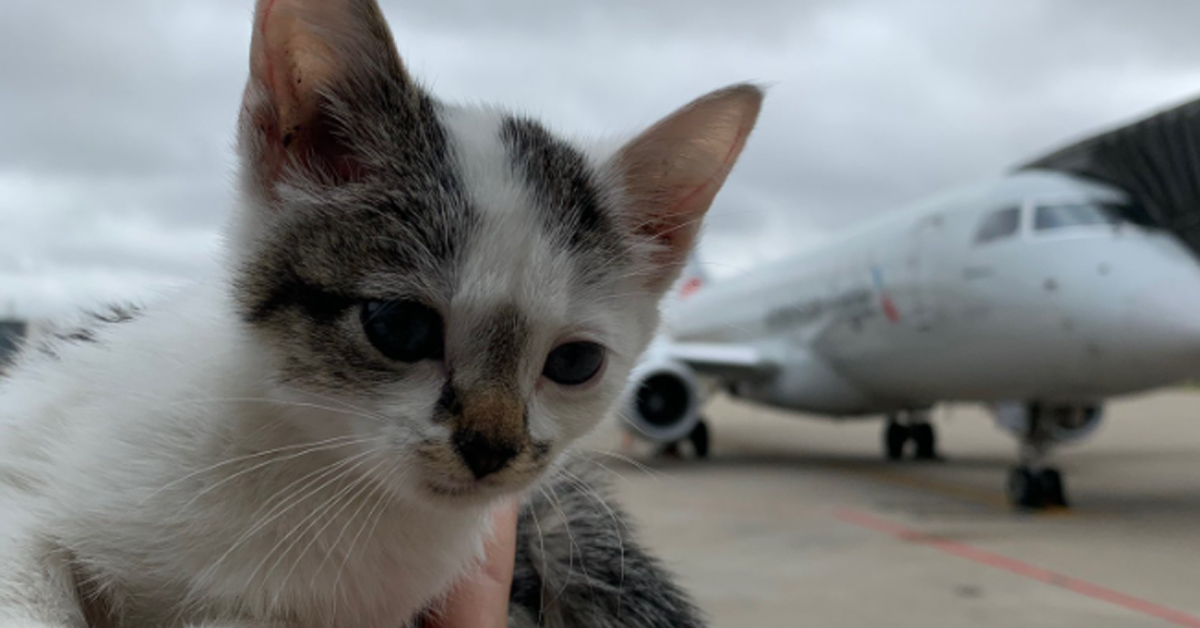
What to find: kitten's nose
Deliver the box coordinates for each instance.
[453,430,520,479]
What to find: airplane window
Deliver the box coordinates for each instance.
[974,207,1021,244]
[1034,203,1119,231]
[1102,201,1156,228]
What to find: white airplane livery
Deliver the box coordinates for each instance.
[618,95,1200,509]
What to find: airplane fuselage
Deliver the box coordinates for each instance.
[668,170,1200,416]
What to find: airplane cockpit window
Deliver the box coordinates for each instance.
[1102,201,1156,228]
[1034,203,1120,231]
[974,206,1021,244]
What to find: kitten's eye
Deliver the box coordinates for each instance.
[543,342,605,386]
[360,300,444,363]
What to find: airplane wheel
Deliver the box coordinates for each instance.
[1007,467,1068,509]
[884,422,909,461]
[689,418,711,459]
[1008,467,1042,509]
[911,423,938,460]
[1038,468,1068,507]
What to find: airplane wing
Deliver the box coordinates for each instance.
[1017,94,1200,257]
[664,341,778,381]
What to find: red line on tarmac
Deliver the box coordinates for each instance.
[834,507,1200,628]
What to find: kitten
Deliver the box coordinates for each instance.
[0,1,761,627]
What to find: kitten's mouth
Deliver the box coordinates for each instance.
[423,480,480,498]
[422,473,537,503]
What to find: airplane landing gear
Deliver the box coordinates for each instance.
[1007,403,1068,509]
[1008,467,1066,509]
[659,417,711,459]
[883,409,939,461]
[692,418,711,458]
[885,420,908,460]
[911,422,938,460]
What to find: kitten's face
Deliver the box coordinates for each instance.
[235,110,659,503]
[231,0,760,506]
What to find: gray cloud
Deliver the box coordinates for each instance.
[3,0,1200,316]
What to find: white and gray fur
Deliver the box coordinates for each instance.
[506,457,706,628]
[0,1,760,627]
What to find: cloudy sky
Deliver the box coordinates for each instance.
[4,0,1200,317]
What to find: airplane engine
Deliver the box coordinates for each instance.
[990,401,1105,445]
[620,358,702,444]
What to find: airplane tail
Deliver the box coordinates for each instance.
[1018,94,1200,257]
[676,253,709,300]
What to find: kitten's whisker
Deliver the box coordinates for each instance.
[308,464,383,589]
[140,433,368,506]
[555,467,627,607]
[169,395,390,424]
[272,470,383,610]
[249,451,382,604]
[538,483,587,611]
[175,437,373,512]
[274,385,394,424]
[196,449,379,595]
[624,211,715,240]
[527,491,550,625]
[241,446,377,526]
[276,457,389,602]
[579,448,668,483]
[329,461,399,618]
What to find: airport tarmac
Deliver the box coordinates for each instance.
[592,391,1200,628]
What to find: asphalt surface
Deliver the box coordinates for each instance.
[589,391,1200,628]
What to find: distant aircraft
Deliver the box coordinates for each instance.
[619,94,1200,510]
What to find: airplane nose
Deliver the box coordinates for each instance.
[453,430,520,479]
[1128,284,1200,355]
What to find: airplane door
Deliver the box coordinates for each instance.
[906,213,944,331]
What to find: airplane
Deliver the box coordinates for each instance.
[617,93,1200,510]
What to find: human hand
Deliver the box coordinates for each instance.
[423,499,519,628]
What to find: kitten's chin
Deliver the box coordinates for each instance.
[419,474,539,508]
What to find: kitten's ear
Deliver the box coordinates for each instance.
[241,0,409,190]
[609,84,763,291]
